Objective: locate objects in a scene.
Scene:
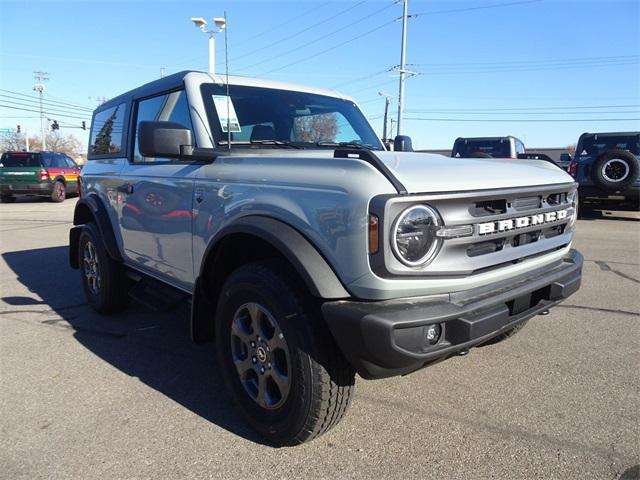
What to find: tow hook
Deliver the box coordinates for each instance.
[457,348,469,356]
[540,310,550,315]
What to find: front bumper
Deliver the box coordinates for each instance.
[322,249,583,379]
[1,182,52,196]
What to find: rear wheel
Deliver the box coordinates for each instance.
[0,195,16,203]
[215,260,355,445]
[78,223,129,313]
[51,180,66,202]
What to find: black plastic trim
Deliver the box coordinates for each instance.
[197,216,349,299]
[322,249,583,379]
[334,148,407,194]
[72,195,123,263]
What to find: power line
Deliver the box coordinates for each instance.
[410,0,543,17]
[230,1,370,66]
[408,54,638,68]
[237,1,400,72]
[0,89,94,112]
[234,2,333,47]
[405,104,640,113]
[404,117,640,122]
[0,94,94,115]
[409,57,639,76]
[258,18,398,76]
[0,104,90,120]
[0,98,93,118]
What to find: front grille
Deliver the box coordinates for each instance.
[376,182,577,277]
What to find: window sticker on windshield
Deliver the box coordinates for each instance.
[212,95,241,133]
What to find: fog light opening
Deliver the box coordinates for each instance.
[424,324,442,346]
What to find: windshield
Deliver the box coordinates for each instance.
[577,134,640,156]
[0,153,41,167]
[200,84,383,150]
[452,139,512,158]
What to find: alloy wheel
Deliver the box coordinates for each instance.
[230,302,291,410]
[83,240,101,295]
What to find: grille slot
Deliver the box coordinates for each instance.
[513,196,541,211]
[470,199,507,217]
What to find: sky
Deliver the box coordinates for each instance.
[1,0,639,151]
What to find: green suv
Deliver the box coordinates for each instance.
[0,151,80,202]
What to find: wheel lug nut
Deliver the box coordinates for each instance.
[267,362,271,369]
[252,356,257,363]
[250,341,256,348]
[260,367,265,374]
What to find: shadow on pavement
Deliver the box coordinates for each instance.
[2,245,266,445]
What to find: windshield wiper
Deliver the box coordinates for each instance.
[249,139,302,149]
[315,141,376,150]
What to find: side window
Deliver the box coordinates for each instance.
[41,153,52,168]
[515,140,525,155]
[89,103,126,156]
[133,90,193,163]
[64,156,77,168]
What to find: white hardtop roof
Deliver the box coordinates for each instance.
[184,71,356,103]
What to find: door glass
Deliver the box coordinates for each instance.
[89,104,126,155]
[133,90,193,163]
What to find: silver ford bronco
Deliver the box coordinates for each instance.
[70,71,582,445]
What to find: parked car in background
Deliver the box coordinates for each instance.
[451,136,525,159]
[567,132,639,210]
[0,151,80,203]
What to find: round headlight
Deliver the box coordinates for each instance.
[391,205,441,266]
[568,190,578,228]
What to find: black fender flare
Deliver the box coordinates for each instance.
[69,194,122,268]
[191,216,350,343]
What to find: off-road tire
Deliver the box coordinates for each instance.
[51,180,66,202]
[78,223,129,313]
[215,259,355,446]
[0,195,16,203]
[592,149,639,191]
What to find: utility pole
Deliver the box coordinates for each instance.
[160,67,165,78]
[396,0,408,137]
[33,71,49,150]
[379,92,391,143]
[25,128,29,151]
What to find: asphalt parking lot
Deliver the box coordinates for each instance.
[1,198,638,480]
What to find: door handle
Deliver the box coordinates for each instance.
[117,184,134,194]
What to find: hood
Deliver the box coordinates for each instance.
[375,152,575,193]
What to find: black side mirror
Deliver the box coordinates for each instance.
[559,153,572,162]
[138,121,193,158]
[393,135,413,152]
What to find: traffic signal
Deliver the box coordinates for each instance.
[51,120,59,131]
[16,124,21,133]
[81,121,86,130]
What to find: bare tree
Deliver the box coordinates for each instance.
[0,132,28,152]
[293,113,339,143]
[25,132,82,157]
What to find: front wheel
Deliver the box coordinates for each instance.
[78,223,129,313]
[215,260,355,445]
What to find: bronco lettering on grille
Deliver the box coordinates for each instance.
[478,208,569,235]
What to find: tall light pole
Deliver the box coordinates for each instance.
[191,17,226,75]
[33,71,49,150]
[396,0,408,137]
